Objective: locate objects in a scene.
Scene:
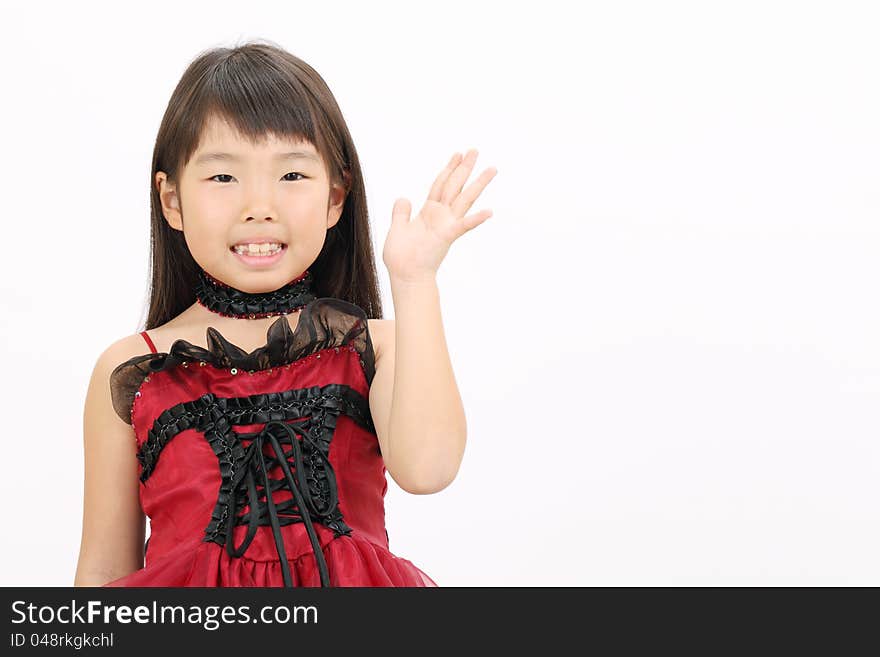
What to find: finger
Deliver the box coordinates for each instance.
[391,198,412,227]
[451,166,497,219]
[427,153,463,203]
[455,209,493,237]
[440,148,478,206]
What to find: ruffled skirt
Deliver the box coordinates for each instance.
[103,534,437,587]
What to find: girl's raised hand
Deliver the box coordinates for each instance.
[383,149,497,283]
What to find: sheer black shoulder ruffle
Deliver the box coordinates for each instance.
[109,298,375,425]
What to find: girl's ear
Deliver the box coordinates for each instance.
[326,176,348,230]
[155,171,183,231]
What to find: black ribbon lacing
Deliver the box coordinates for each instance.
[224,419,339,587]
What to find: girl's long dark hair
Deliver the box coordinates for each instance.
[143,39,383,330]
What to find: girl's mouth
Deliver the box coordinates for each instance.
[230,243,288,268]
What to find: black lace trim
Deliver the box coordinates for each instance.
[194,267,318,319]
[109,297,375,425]
[135,383,375,587]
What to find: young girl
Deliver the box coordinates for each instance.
[73,41,496,587]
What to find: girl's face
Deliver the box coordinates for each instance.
[155,115,346,294]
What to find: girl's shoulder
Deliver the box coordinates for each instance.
[89,332,167,427]
[100,332,162,372]
[366,318,392,364]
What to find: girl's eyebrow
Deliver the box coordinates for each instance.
[194,151,319,165]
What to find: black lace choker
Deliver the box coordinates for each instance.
[194,267,318,319]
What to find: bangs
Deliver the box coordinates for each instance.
[173,51,326,171]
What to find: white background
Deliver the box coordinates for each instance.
[1,0,878,586]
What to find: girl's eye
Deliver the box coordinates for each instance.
[209,172,305,183]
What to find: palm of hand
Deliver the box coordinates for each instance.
[383,149,497,283]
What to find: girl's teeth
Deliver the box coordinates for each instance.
[234,243,283,255]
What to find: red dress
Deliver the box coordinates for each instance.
[103,298,437,587]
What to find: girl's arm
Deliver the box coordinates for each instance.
[74,338,147,586]
[369,149,495,495]
[369,277,466,495]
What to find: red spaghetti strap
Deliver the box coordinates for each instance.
[140,331,158,354]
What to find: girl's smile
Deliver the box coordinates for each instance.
[230,242,288,268]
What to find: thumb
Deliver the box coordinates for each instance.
[391,198,411,228]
